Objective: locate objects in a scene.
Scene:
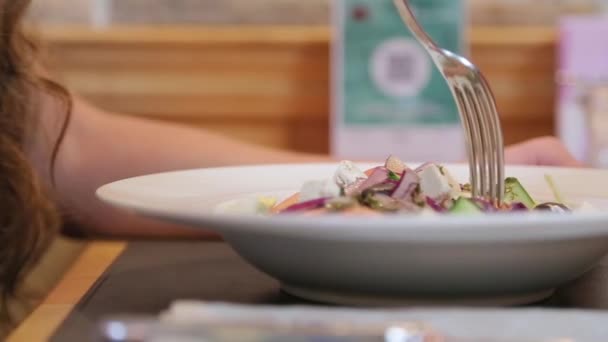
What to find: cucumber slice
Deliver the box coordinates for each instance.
[504,177,535,209]
[450,197,482,214]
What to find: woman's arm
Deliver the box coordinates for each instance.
[41,96,329,238]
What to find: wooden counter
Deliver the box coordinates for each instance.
[38,25,558,152]
[7,242,127,342]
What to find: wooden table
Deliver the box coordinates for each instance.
[7,242,127,342]
[8,239,608,341]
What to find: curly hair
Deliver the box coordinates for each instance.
[0,0,71,319]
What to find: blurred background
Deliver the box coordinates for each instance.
[26,0,608,25]
[26,0,608,164]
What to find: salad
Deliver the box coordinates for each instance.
[270,156,573,215]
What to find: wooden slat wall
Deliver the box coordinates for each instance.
[40,26,557,153]
[471,27,557,145]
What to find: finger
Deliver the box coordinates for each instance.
[506,137,584,167]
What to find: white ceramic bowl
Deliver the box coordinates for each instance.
[97,163,608,306]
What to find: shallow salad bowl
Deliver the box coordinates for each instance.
[97,163,608,306]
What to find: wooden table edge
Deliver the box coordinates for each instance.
[7,241,127,342]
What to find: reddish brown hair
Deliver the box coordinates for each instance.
[0,0,71,318]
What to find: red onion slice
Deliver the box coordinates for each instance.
[282,197,329,213]
[510,202,529,212]
[352,167,390,194]
[391,168,420,201]
[426,197,447,213]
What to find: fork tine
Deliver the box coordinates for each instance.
[457,86,487,198]
[467,85,492,198]
[478,76,505,203]
[476,84,499,201]
[462,85,490,198]
[452,87,480,197]
[472,76,505,203]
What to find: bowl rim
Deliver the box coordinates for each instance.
[96,163,608,244]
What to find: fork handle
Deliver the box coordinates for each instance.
[392,0,440,52]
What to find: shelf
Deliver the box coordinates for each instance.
[34,25,557,46]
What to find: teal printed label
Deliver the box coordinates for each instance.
[338,0,465,126]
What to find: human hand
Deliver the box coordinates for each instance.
[504,136,583,167]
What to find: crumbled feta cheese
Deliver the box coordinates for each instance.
[442,166,462,197]
[417,164,461,200]
[300,179,341,202]
[334,161,367,188]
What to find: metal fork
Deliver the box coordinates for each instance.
[393,0,505,203]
